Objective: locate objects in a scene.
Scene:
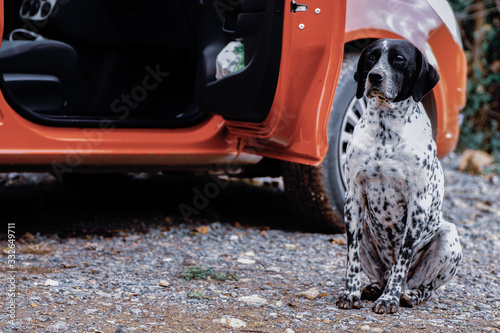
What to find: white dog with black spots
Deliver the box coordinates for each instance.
[337,39,462,314]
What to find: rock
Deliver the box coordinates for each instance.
[195,226,210,234]
[214,317,247,328]
[47,321,69,332]
[84,309,99,315]
[458,150,494,174]
[237,258,256,264]
[44,279,60,287]
[130,308,142,316]
[158,280,169,287]
[365,316,377,322]
[37,315,51,322]
[296,287,320,300]
[435,303,448,310]
[111,305,123,314]
[96,291,111,298]
[238,295,268,307]
[265,266,281,273]
[284,329,295,333]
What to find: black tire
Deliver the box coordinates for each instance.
[282,53,362,233]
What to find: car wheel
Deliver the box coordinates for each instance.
[282,53,364,233]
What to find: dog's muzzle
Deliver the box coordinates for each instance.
[366,69,395,100]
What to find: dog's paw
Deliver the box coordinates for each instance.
[372,295,399,314]
[400,290,422,308]
[336,292,361,310]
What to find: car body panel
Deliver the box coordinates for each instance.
[0,0,346,169]
[226,0,347,165]
[0,0,465,170]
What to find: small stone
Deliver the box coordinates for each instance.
[130,308,142,316]
[96,291,111,298]
[372,328,384,333]
[216,317,247,328]
[47,321,69,332]
[296,287,320,300]
[239,295,268,307]
[158,280,169,287]
[435,303,448,310]
[284,329,295,333]
[365,316,377,322]
[275,301,283,307]
[229,235,239,241]
[44,279,60,287]
[269,312,278,319]
[322,319,332,324]
[112,305,123,314]
[195,226,210,234]
[84,309,99,315]
[361,325,371,331]
[37,315,51,322]
[265,266,281,273]
[237,258,256,264]
[284,243,297,249]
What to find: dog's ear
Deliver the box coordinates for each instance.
[412,50,440,102]
[354,48,368,99]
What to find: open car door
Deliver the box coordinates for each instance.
[200,0,346,165]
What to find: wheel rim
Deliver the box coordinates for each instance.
[337,96,367,189]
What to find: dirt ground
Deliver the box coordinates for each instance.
[0,162,499,332]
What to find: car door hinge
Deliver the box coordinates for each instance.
[291,0,308,13]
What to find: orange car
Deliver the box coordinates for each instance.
[0,0,466,232]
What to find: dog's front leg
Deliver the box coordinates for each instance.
[372,203,426,314]
[337,191,364,309]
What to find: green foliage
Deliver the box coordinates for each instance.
[448,0,500,154]
[187,291,212,299]
[178,265,238,281]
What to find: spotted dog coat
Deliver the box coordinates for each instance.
[336,39,462,314]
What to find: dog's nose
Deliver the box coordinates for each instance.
[368,71,384,83]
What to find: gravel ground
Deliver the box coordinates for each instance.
[0,155,499,333]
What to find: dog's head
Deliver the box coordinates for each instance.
[354,39,440,103]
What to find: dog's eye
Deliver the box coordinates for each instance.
[394,55,405,62]
[367,55,375,62]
